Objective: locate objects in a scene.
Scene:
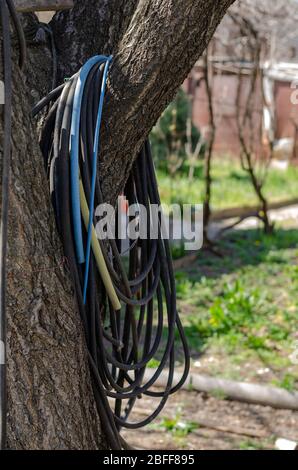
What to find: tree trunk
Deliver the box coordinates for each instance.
[202,48,216,246]
[0,0,235,450]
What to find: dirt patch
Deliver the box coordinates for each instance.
[122,389,298,450]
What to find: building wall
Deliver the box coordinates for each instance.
[187,70,296,158]
[274,80,298,140]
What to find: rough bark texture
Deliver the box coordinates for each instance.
[51,0,140,80]
[0,0,234,449]
[1,40,105,451]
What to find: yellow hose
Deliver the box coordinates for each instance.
[79,180,121,311]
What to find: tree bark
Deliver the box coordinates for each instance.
[1,0,235,449]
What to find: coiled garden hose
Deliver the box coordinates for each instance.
[32,56,190,449]
[0,0,26,450]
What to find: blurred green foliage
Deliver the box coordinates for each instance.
[158,156,298,209]
[150,89,202,173]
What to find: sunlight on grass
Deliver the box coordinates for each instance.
[174,228,298,384]
[157,156,298,210]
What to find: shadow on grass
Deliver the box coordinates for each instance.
[147,228,298,365]
[229,171,251,182]
[169,227,298,362]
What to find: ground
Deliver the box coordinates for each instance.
[174,224,298,388]
[122,156,298,451]
[122,389,298,450]
[122,214,298,450]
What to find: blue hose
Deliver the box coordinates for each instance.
[70,55,111,265]
[83,56,112,303]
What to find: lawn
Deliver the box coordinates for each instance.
[157,157,298,210]
[154,157,298,387]
[129,226,298,450]
[172,227,298,388]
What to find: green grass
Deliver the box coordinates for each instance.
[151,410,199,438]
[174,227,298,384]
[157,157,298,210]
[156,157,298,383]
[239,439,267,450]
[272,373,296,392]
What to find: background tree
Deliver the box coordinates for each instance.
[232,13,274,234]
[202,46,216,246]
[0,0,235,450]
[205,0,298,234]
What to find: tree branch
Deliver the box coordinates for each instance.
[99,0,235,203]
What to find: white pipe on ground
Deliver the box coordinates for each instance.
[143,370,298,410]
